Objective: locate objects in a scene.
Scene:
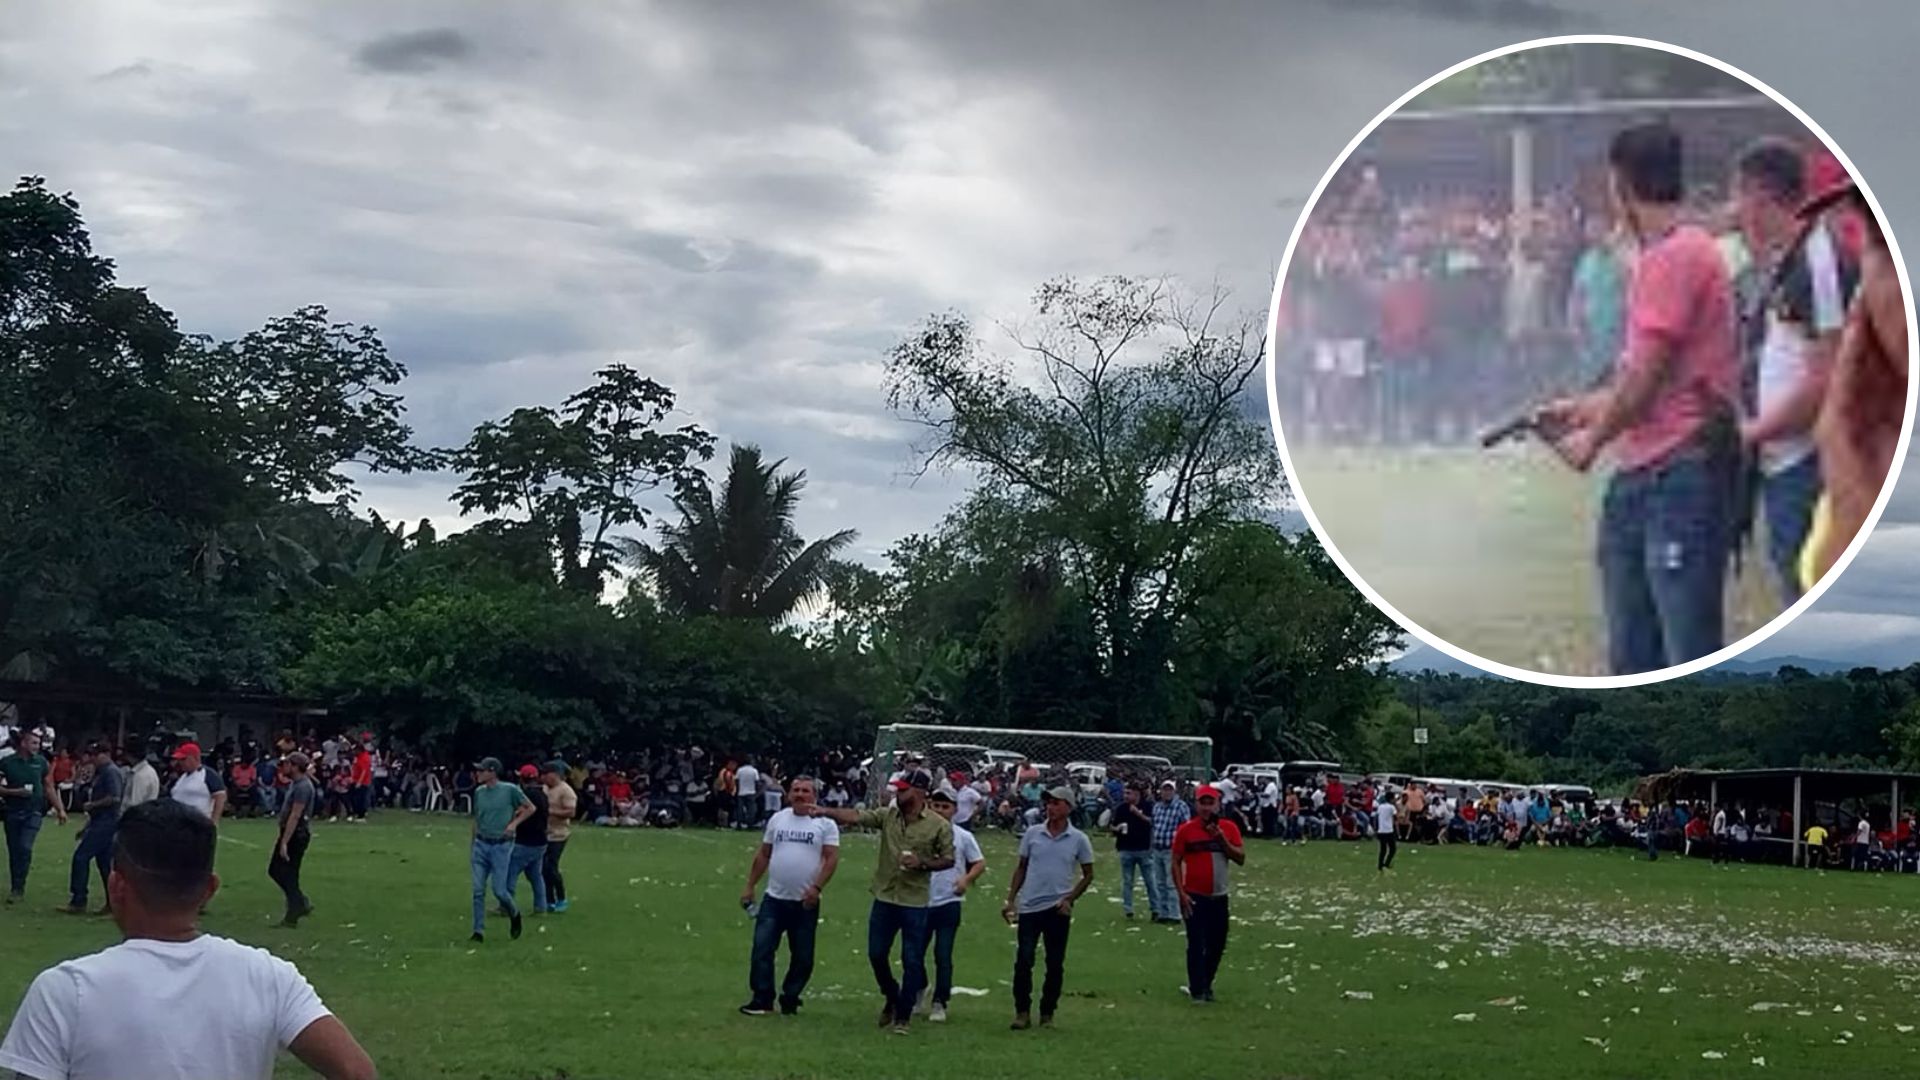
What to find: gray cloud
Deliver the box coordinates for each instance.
[5,0,1920,670]
[353,28,475,74]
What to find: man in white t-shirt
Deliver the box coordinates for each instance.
[1733,139,1854,603]
[1374,795,1398,871]
[167,743,227,826]
[954,782,984,829]
[1854,816,1873,871]
[738,776,840,1017]
[920,788,986,1024]
[733,758,762,831]
[0,799,375,1080]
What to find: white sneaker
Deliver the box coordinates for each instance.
[930,1003,947,1023]
[914,989,932,1016]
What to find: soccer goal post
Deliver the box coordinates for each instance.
[867,723,1213,804]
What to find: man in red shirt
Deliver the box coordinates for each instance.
[1542,122,1740,674]
[349,740,373,823]
[1325,776,1346,816]
[1170,785,1245,1004]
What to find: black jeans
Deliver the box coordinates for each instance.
[927,901,963,1005]
[748,896,819,1010]
[1377,833,1397,869]
[1013,908,1071,1017]
[543,839,567,902]
[268,829,311,917]
[1183,892,1230,997]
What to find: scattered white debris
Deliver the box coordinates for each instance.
[1748,1002,1789,1012]
[1343,990,1373,1001]
[1702,1051,1725,1060]
[1453,1013,1477,1022]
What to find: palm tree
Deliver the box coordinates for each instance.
[631,444,857,620]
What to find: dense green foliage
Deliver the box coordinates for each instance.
[1356,666,1920,792]
[2,181,1400,765]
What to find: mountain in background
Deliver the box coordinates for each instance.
[1385,644,1863,679]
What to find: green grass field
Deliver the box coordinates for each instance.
[1290,447,1778,675]
[5,815,1918,1079]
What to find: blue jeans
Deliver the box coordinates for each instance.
[1598,453,1731,674]
[258,785,279,816]
[509,842,548,913]
[927,901,964,1005]
[1762,453,1821,604]
[735,794,759,829]
[1144,849,1176,919]
[866,900,931,1022]
[470,838,518,933]
[4,808,43,894]
[1117,849,1152,916]
[749,896,819,1010]
[69,817,116,907]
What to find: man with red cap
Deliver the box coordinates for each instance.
[800,768,954,1035]
[1802,177,1908,587]
[167,743,226,828]
[1170,785,1244,1003]
[507,765,550,916]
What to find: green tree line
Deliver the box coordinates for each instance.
[0,178,1399,765]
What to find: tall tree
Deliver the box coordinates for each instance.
[0,178,429,687]
[450,365,714,596]
[886,276,1284,727]
[633,443,857,621]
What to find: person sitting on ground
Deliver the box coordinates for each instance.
[0,799,377,1080]
[1502,817,1524,851]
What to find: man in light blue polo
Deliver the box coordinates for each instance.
[1001,785,1094,1031]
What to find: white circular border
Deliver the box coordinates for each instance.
[1265,33,1919,689]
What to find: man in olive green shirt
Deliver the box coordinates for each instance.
[803,770,954,1034]
[2,730,67,902]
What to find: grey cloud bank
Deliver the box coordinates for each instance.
[1,0,1915,661]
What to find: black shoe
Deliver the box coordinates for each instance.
[738,1003,773,1017]
[469,932,484,943]
[509,912,523,940]
[877,1004,895,1028]
[1039,1013,1055,1028]
[780,1001,800,1016]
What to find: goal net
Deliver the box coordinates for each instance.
[866,723,1214,812]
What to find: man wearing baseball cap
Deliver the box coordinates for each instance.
[507,765,550,916]
[1799,177,1908,588]
[269,752,317,928]
[539,761,577,913]
[1170,784,1245,1003]
[167,742,227,826]
[59,743,123,916]
[468,757,533,942]
[800,767,955,1035]
[1002,785,1095,1030]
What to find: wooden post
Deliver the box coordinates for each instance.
[1792,774,1804,868]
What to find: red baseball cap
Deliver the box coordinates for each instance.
[517,764,539,779]
[1194,784,1221,800]
[171,742,201,759]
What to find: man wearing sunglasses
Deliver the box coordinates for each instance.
[1170,784,1245,1003]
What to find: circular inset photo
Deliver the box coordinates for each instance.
[1267,36,1914,686]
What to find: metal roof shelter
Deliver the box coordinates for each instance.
[1662,767,1920,867]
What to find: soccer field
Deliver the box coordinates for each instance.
[1288,447,1778,675]
[3,816,1917,1079]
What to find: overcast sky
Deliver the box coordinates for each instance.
[3,0,1915,666]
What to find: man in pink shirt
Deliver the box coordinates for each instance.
[1542,123,1741,674]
